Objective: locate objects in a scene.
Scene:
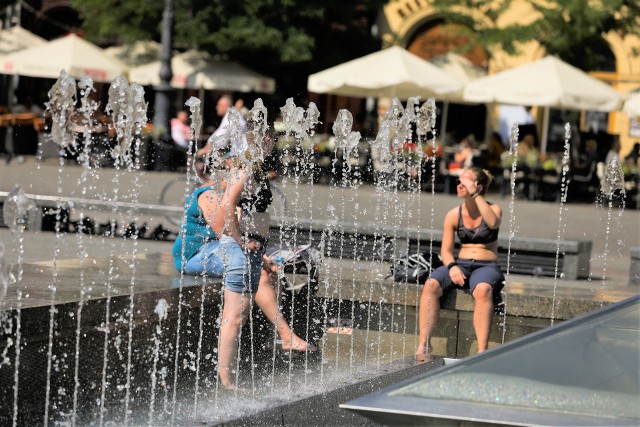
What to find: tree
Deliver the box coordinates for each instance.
[430,0,640,71]
[69,0,387,99]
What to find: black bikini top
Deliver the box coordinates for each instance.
[456,205,499,244]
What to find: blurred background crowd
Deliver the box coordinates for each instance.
[0,0,639,207]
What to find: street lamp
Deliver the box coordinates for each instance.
[151,0,174,169]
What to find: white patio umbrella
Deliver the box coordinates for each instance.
[104,40,161,67]
[0,33,127,82]
[623,92,640,117]
[307,46,463,100]
[463,55,625,152]
[308,46,465,144]
[427,52,488,142]
[428,52,486,85]
[129,50,275,93]
[0,25,46,56]
[0,26,47,108]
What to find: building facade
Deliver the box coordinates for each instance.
[377,0,640,155]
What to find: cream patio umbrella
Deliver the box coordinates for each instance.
[0,26,47,107]
[428,52,486,86]
[0,25,46,56]
[104,40,161,68]
[623,91,640,117]
[307,46,463,100]
[463,55,625,152]
[428,52,488,142]
[0,33,127,82]
[128,50,275,93]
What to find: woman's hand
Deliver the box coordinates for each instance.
[449,265,467,286]
[459,177,479,196]
[262,255,277,273]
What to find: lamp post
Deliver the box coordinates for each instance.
[151,0,174,170]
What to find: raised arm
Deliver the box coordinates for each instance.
[474,194,502,229]
[199,168,261,251]
[459,176,502,228]
[440,208,458,267]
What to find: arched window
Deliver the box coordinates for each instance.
[405,19,488,68]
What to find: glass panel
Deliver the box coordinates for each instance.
[390,301,640,420]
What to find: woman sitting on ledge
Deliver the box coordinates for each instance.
[416,166,504,363]
[172,141,314,391]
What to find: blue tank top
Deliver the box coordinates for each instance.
[172,185,218,271]
[456,205,499,244]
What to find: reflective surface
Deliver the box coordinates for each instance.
[344,295,640,426]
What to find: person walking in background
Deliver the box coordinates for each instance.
[171,110,190,152]
[156,110,190,171]
[197,95,245,157]
[625,142,640,168]
[605,137,622,167]
[416,167,504,363]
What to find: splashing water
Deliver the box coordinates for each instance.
[75,76,98,168]
[45,70,77,151]
[2,186,37,426]
[600,158,626,198]
[185,97,202,142]
[154,299,169,323]
[499,123,521,344]
[550,123,572,325]
[7,67,630,426]
[0,243,9,306]
[149,299,169,425]
[416,98,436,137]
[105,77,148,166]
[332,110,361,164]
[2,187,41,232]
[280,97,306,139]
[597,157,627,307]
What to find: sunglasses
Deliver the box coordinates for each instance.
[455,179,462,186]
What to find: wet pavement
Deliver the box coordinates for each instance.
[1,155,638,426]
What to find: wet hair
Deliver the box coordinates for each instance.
[467,166,493,195]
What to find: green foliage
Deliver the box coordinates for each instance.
[431,0,640,71]
[67,0,387,99]
[526,0,639,70]
[70,0,385,65]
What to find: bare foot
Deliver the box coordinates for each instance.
[219,377,249,393]
[415,343,433,364]
[280,336,317,352]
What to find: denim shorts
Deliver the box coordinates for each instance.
[182,235,264,294]
[430,258,505,294]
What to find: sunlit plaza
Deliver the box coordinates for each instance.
[1,1,639,425]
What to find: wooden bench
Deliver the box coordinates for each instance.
[269,218,592,280]
[1,192,591,279]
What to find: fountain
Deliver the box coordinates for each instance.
[0,69,637,426]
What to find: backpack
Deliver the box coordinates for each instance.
[388,252,443,283]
